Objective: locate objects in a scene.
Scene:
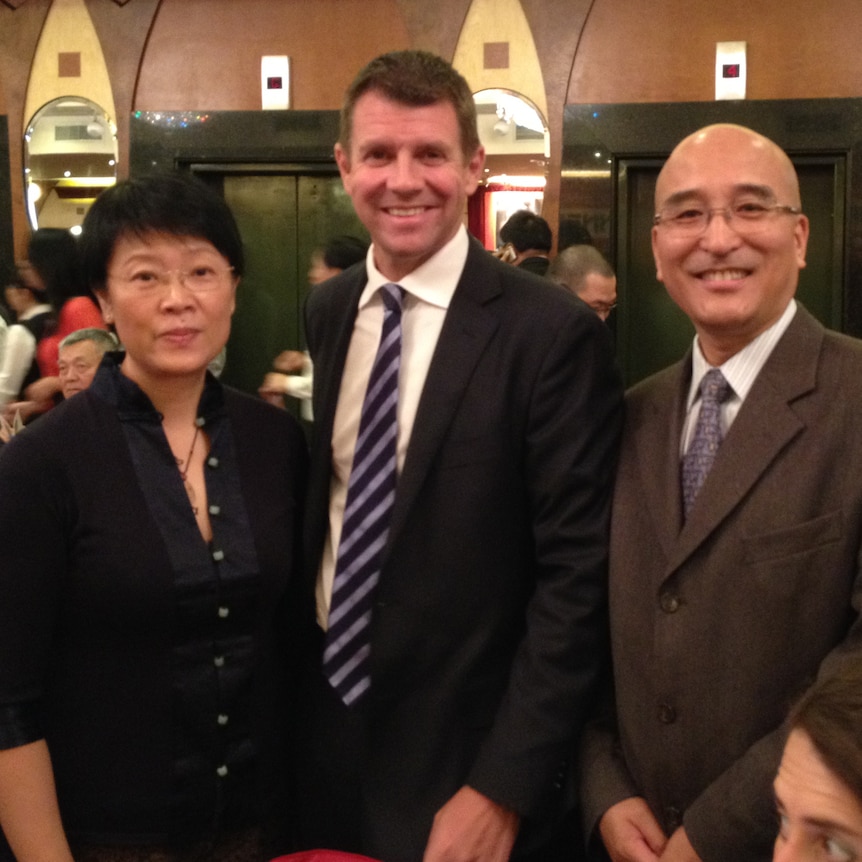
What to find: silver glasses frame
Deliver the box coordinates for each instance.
[108,265,236,293]
[653,203,802,235]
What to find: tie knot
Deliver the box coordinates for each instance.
[700,368,731,404]
[381,283,405,314]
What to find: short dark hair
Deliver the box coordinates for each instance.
[339,50,480,161]
[322,235,369,271]
[548,244,615,291]
[789,661,862,805]
[499,210,553,253]
[79,172,244,292]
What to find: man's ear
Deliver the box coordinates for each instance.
[793,213,810,271]
[651,226,664,284]
[335,143,353,193]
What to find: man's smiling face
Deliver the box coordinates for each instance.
[334,90,484,282]
[651,124,809,364]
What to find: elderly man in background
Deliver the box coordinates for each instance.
[581,123,862,862]
[57,327,118,399]
[548,245,618,321]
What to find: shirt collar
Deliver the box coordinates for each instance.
[687,298,798,409]
[359,225,469,310]
[19,303,52,321]
[88,351,226,424]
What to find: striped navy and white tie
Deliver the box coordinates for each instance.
[323,282,405,706]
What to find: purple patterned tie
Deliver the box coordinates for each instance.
[682,368,732,517]
[324,283,404,706]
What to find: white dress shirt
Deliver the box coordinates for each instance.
[316,226,470,627]
[0,304,52,408]
[681,299,798,455]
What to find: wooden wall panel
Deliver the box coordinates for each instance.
[0,0,51,258]
[135,0,410,111]
[519,0,592,241]
[568,0,862,104]
[85,0,160,181]
[395,0,472,57]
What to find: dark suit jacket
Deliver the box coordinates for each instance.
[295,238,623,861]
[581,306,862,862]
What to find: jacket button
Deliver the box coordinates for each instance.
[660,592,680,613]
[658,703,677,724]
[666,806,683,831]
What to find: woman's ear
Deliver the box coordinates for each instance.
[94,287,113,325]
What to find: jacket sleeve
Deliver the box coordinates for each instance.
[465,303,624,819]
[0,429,69,749]
[579,680,642,839]
[684,634,862,862]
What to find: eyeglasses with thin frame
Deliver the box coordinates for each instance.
[653,200,801,237]
[108,265,236,294]
[589,300,617,315]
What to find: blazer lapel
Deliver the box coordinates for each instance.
[387,240,502,545]
[309,270,367,457]
[667,307,823,575]
[305,270,367,575]
[632,359,690,564]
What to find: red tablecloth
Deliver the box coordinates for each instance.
[270,852,380,862]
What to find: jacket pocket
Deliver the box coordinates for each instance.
[742,510,843,564]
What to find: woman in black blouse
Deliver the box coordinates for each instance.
[0,173,306,861]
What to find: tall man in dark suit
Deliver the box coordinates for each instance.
[581,124,862,862]
[294,50,623,862]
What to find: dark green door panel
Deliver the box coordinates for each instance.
[208,171,365,397]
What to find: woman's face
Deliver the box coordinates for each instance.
[16,261,45,297]
[4,284,31,314]
[96,231,237,389]
[774,729,862,862]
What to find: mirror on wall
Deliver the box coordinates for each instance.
[23,96,118,233]
[472,89,549,249]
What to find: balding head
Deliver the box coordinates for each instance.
[548,245,617,321]
[656,124,802,213]
[651,123,809,365]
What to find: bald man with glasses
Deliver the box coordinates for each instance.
[581,124,862,862]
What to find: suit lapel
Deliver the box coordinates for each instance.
[305,270,367,575]
[632,360,690,564]
[666,307,823,576]
[309,269,367,454]
[387,240,502,546]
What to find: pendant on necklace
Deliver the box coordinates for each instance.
[184,479,199,516]
[175,422,203,518]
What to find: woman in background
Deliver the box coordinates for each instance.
[0,172,306,861]
[773,661,862,862]
[29,227,105,378]
[11,229,106,417]
[0,270,52,417]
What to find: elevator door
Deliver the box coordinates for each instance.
[194,169,367,397]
